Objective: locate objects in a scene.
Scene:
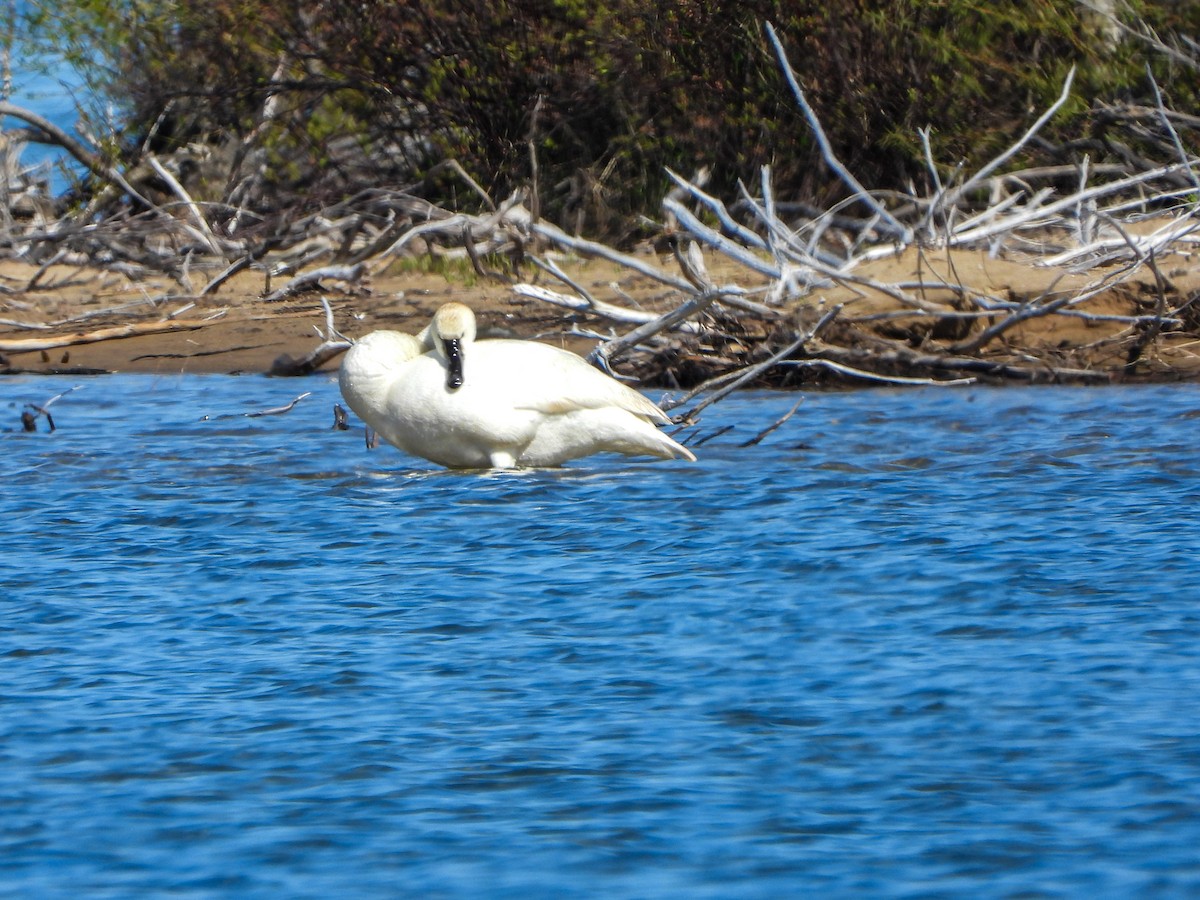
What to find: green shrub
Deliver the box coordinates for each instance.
[12,0,1200,237]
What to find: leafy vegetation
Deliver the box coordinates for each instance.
[8,0,1200,238]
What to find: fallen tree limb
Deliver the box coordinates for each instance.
[202,391,314,421]
[933,66,1077,218]
[20,384,83,432]
[0,317,223,353]
[262,263,365,302]
[811,343,1112,383]
[764,22,910,241]
[781,359,976,385]
[145,154,228,258]
[201,254,256,295]
[667,304,844,422]
[949,262,1139,353]
[514,282,689,328]
[950,160,1200,246]
[590,285,736,371]
[527,220,694,292]
[269,297,351,375]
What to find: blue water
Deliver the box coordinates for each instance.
[3,375,1200,897]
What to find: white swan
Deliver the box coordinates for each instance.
[337,329,424,452]
[338,304,696,469]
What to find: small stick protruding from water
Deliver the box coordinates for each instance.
[690,425,735,448]
[243,392,312,418]
[333,403,350,431]
[201,391,314,421]
[740,398,805,447]
[21,384,83,432]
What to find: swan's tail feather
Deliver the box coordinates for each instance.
[650,429,697,462]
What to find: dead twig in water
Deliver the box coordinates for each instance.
[779,359,976,386]
[202,391,313,421]
[739,398,805,447]
[689,424,736,448]
[245,391,312,417]
[21,384,83,432]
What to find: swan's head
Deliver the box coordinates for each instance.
[422,302,477,391]
[339,330,423,419]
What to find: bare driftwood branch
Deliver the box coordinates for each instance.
[527,220,694,293]
[664,167,768,252]
[144,154,227,258]
[764,21,910,242]
[0,317,222,353]
[202,255,255,296]
[781,359,976,386]
[1143,64,1200,193]
[527,254,599,306]
[514,281,691,329]
[262,263,365,303]
[811,342,1111,384]
[950,160,1199,247]
[590,284,736,372]
[934,66,1077,217]
[269,297,351,376]
[663,198,781,280]
[669,304,844,422]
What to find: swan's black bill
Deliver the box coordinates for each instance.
[444,338,464,390]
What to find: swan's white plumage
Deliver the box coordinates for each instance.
[337,329,425,452]
[338,304,696,469]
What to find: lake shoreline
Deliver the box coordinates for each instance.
[3,237,1199,386]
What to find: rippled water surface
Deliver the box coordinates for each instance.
[3,374,1200,897]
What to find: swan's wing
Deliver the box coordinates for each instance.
[487,341,672,423]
